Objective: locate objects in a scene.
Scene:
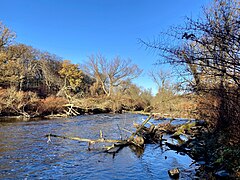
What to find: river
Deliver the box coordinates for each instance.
[0,113,199,179]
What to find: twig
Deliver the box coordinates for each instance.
[47,134,51,143]
[121,128,133,134]
[117,124,123,140]
[99,130,103,139]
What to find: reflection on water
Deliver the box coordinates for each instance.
[0,114,196,179]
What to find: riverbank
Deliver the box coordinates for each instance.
[145,118,240,179]
[0,89,197,120]
[185,129,240,178]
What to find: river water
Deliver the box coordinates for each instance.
[0,113,198,179]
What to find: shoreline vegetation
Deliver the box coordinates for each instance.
[0,0,239,178]
[0,89,197,120]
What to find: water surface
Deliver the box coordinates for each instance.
[0,114,197,179]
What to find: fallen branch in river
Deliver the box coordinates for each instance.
[128,114,152,141]
[45,114,206,157]
[46,133,123,144]
[46,114,153,153]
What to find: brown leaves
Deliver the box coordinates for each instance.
[38,96,68,115]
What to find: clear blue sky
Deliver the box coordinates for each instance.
[0,0,210,94]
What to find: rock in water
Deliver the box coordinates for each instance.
[168,168,180,179]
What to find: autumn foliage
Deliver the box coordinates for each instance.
[38,96,68,115]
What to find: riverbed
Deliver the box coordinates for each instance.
[0,113,198,179]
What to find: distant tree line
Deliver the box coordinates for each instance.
[0,20,198,117]
[0,21,159,116]
[0,21,143,98]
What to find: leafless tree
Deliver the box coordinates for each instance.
[149,69,174,93]
[141,0,240,134]
[84,54,142,97]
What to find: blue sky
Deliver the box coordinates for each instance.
[0,0,210,94]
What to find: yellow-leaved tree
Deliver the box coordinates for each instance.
[59,60,83,92]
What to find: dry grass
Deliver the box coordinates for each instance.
[38,96,68,115]
[0,87,39,116]
[151,94,198,119]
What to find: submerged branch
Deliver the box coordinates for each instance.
[46,133,123,144]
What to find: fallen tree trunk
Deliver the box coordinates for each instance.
[46,114,153,153]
